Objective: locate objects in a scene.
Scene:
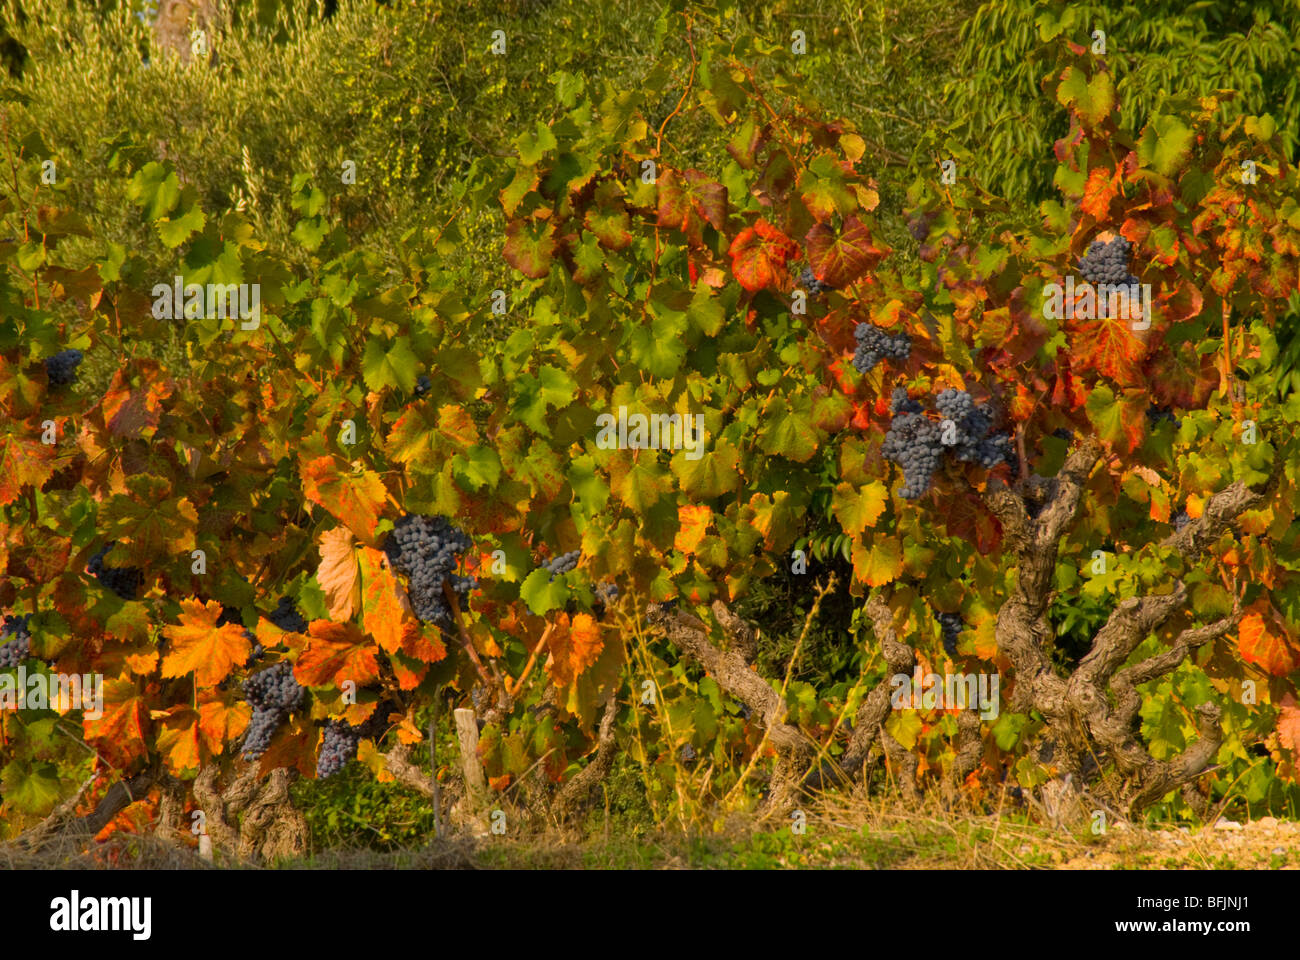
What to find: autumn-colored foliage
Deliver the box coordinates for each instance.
[3,11,1300,850]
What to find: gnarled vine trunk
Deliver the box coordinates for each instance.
[982,442,1279,823]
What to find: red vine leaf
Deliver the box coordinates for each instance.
[657,169,728,238]
[728,218,797,291]
[1067,306,1151,386]
[97,363,172,438]
[1080,166,1121,220]
[1276,694,1300,755]
[805,216,888,288]
[361,547,422,656]
[83,679,150,768]
[0,428,58,505]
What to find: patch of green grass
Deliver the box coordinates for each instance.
[291,763,439,852]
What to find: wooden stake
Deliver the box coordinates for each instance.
[454,707,487,815]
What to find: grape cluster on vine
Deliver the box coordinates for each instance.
[45,349,84,387]
[316,712,387,779]
[544,549,581,581]
[881,410,944,499]
[937,389,992,463]
[934,610,964,657]
[1172,510,1192,532]
[1146,405,1181,429]
[382,514,475,628]
[935,388,975,423]
[852,323,911,374]
[1078,236,1137,286]
[241,661,305,760]
[889,386,922,415]
[267,595,309,633]
[0,614,32,669]
[936,389,1015,469]
[797,264,830,297]
[87,543,143,601]
[881,387,1016,499]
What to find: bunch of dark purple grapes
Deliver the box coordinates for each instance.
[0,614,32,669]
[881,387,1016,500]
[1078,236,1138,286]
[45,349,84,387]
[852,323,911,374]
[544,550,581,581]
[316,711,387,778]
[241,661,305,760]
[1146,405,1182,430]
[881,406,944,499]
[935,388,1017,471]
[267,595,309,633]
[87,543,143,601]
[382,514,475,628]
[934,610,964,657]
[797,265,830,297]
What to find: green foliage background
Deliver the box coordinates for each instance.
[947,0,1300,206]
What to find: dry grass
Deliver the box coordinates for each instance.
[0,832,214,871]
[4,790,1297,869]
